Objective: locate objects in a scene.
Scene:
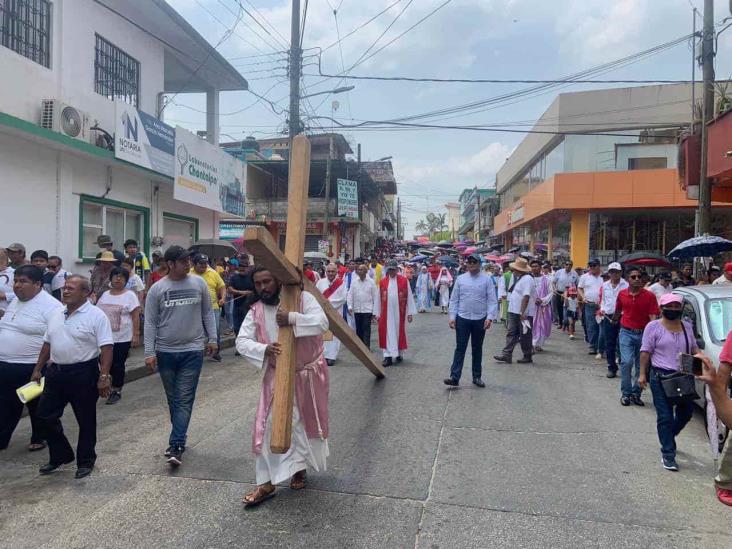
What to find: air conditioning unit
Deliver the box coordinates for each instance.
[40,99,90,141]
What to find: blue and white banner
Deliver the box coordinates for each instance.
[114,103,175,177]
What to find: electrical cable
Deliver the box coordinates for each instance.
[217,0,286,53]
[239,0,290,47]
[196,0,270,54]
[300,0,309,50]
[232,0,290,51]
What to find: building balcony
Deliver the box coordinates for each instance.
[247,197,337,220]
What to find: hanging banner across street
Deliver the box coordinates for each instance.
[114,102,175,177]
[174,126,246,216]
[337,178,359,219]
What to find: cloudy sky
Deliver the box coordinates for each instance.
[166,0,732,235]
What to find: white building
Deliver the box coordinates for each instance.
[0,0,248,270]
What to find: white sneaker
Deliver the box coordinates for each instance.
[595,353,602,360]
[569,334,575,340]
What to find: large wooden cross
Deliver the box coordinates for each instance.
[243,135,385,454]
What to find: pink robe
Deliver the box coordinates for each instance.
[249,296,329,456]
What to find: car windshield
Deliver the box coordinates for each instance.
[707,298,732,343]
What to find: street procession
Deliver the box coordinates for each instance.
[2,0,732,547]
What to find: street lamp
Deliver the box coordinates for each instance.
[300,86,355,100]
[376,156,393,162]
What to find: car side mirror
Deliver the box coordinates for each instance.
[696,338,705,350]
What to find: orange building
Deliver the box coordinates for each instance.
[492,85,732,266]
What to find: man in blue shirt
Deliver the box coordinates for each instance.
[444,254,498,388]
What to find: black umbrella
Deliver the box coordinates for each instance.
[435,255,458,266]
[189,239,238,259]
[618,252,671,268]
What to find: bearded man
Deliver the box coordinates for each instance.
[235,267,329,507]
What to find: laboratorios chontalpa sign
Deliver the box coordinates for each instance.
[174,126,246,217]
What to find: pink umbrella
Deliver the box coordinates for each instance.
[484,254,502,262]
[461,246,477,256]
[497,253,515,263]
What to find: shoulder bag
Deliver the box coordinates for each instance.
[658,324,700,405]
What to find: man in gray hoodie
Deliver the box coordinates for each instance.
[144,246,217,466]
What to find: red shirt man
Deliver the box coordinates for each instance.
[428,262,441,282]
[614,287,660,330]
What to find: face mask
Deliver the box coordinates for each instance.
[661,309,682,320]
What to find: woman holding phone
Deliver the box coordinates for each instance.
[638,293,698,472]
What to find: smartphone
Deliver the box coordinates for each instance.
[679,353,703,376]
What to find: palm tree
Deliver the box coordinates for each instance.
[415,219,428,234]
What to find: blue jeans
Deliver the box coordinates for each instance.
[649,368,695,459]
[157,351,204,447]
[618,328,643,397]
[450,316,487,381]
[584,304,599,351]
[601,318,620,373]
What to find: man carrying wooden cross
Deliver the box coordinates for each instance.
[236,267,330,507]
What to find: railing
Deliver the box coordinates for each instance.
[247,197,335,219]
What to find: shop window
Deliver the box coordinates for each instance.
[94,33,140,107]
[628,157,667,170]
[79,196,148,260]
[0,0,51,67]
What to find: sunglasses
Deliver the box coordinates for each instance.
[628,275,641,280]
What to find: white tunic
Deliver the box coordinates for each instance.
[235,293,330,485]
[375,275,417,358]
[315,277,347,361]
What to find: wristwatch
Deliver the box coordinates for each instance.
[99,374,111,381]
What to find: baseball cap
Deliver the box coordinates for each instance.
[659,272,672,280]
[192,253,209,264]
[6,242,25,253]
[725,261,732,274]
[163,245,191,262]
[97,235,113,247]
[659,293,683,307]
[466,253,481,263]
[386,260,399,270]
[587,258,600,267]
[607,262,622,272]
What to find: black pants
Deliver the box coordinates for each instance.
[0,361,44,448]
[354,313,373,349]
[554,292,565,326]
[450,316,487,381]
[111,342,131,389]
[502,313,533,359]
[36,359,99,468]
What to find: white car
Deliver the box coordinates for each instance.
[674,284,731,451]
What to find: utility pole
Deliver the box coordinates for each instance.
[288,0,301,143]
[698,0,714,235]
[323,134,333,253]
[475,187,481,241]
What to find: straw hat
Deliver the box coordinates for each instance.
[509,257,531,273]
[96,251,117,262]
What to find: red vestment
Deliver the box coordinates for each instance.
[378,274,409,350]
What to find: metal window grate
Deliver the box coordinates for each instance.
[94,33,139,107]
[0,0,51,67]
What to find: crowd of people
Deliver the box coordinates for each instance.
[0,236,731,508]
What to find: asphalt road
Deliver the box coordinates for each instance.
[1,311,730,548]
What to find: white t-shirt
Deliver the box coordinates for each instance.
[578,272,603,304]
[0,290,63,363]
[712,274,732,286]
[44,301,114,364]
[600,279,629,315]
[648,281,674,302]
[96,290,140,343]
[553,269,578,292]
[125,274,145,292]
[508,274,536,316]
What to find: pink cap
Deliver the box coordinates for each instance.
[659,293,683,307]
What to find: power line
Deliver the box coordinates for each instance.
[217,0,285,53]
[227,50,289,61]
[300,0,309,49]
[232,0,290,51]
[195,0,269,55]
[239,0,290,47]
[317,0,405,56]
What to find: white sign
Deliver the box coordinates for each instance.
[114,103,174,176]
[174,127,246,217]
[337,178,359,219]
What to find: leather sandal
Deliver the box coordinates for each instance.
[290,470,307,490]
[28,442,47,452]
[243,485,276,507]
